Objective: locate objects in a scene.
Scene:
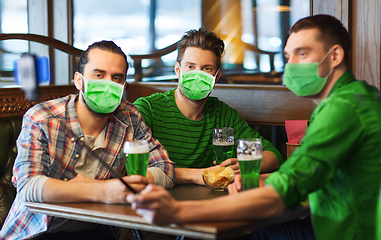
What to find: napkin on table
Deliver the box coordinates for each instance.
[285,120,309,144]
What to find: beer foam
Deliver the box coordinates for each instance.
[237,155,262,161]
[213,141,234,146]
[124,144,149,154]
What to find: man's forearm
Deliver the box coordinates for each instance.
[175,168,204,185]
[41,176,133,204]
[176,186,285,224]
[148,167,175,189]
[260,151,280,173]
[41,178,104,203]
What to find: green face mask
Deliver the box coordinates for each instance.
[283,49,333,96]
[80,74,124,114]
[179,69,219,100]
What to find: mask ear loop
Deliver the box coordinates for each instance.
[318,48,335,79]
[318,48,333,65]
[211,68,220,88]
[324,66,335,79]
[122,80,127,89]
[213,68,220,78]
[78,73,87,97]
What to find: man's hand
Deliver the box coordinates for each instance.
[122,175,149,192]
[228,174,242,194]
[217,158,240,174]
[97,175,149,204]
[128,183,286,225]
[127,184,181,225]
[227,173,271,195]
[175,157,241,185]
[181,159,238,185]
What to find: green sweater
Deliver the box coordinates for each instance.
[267,71,381,240]
[134,88,283,168]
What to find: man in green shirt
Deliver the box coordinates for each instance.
[378,188,381,240]
[128,15,381,240]
[134,28,283,185]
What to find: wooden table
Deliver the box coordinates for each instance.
[26,184,310,240]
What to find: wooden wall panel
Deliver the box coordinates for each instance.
[211,85,314,125]
[126,82,314,126]
[351,0,381,89]
[312,0,335,16]
[312,0,350,41]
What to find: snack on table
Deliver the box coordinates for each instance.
[203,167,235,189]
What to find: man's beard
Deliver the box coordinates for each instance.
[81,94,112,118]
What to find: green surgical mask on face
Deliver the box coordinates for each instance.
[179,69,219,100]
[283,49,334,96]
[80,73,125,114]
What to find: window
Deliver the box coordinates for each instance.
[236,0,310,73]
[255,0,310,72]
[0,0,28,86]
[73,0,201,79]
[0,0,310,87]
[74,0,309,82]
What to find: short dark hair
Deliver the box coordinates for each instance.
[77,40,128,75]
[290,14,351,67]
[176,27,225,69]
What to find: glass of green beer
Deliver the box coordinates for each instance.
[213,127,234,165]
[237,138,262,191]
[124,140,149,177]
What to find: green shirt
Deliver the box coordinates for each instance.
[378,188,381,240]
[266,71,381,240]
[134,89,283,168]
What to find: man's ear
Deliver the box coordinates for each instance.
[175,62,181,79]
[330,44,345,69]
[74,72,83,91]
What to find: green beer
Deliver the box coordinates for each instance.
[238,156,262,190]
[124,140,149,176]
[213,127,234,165]
[213,142,234,165]
[237,138,263,191]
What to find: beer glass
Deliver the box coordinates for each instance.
[124,140,149,177]
[213,127,234,165]
[237,138,262,191]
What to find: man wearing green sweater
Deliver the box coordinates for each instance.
[134,28,283,185]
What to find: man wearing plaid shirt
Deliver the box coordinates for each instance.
[0,41,175,240]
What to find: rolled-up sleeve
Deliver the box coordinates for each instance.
[13,112,51,192]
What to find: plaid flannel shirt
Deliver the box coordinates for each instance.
[0,94,174,239]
